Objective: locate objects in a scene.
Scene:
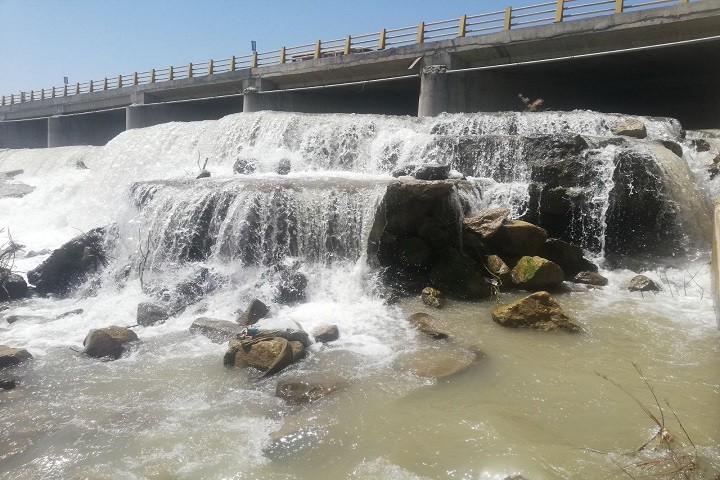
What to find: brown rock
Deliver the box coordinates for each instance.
[276,377,347,405]
[312,325,339,343]
[407,312,449,340]
[463,206,510,239]
[0,345,32,368]
[573,271,608,286]
[289,340,306,361]
[83,330,124,360]
[511,256,564,290]
[394,347,480,378]
[99,326,138,344]
[236,299,269,326]
[628,274,660,292]
[421,286,444,308]
[612,119,647,139]
[492,291,581,332]
[489,220,548,257]
[485,255,513,287]
[225,337,294,377]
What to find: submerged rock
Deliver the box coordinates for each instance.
[511,256,564,290]
[55,308,84,319]
[5,314,47,324]
[27,226,111,297]
[275,265,308,305]
[612,119,647,138]
[224,337,295,377]
[233,157,256,175]
[0,379,16,390]
[312,325,339,343]
[0,346,32,368]
[394,347,480,378]
[190,317,243,343]
[137,302,171,327]
[492,291,581,332]
[407,313,449,340]
[573,271,608,286]
[0,272,28,302]
[83,326,138,360]
[236,299,269,326]
[275,377,347,406]
[421,287,444,308]
[277,158,291,175]
[263,425,327,459]
[628,274,661,292]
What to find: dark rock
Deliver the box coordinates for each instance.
[237,299,270,326]
[612,119,647,139]
[392,164,418,177]
[487,220,548,257]
[690,138,711,152]
[27,226,111,297]
[225,337,295,376]
[0,272,28,301]
[0,169,23,178]
[6,315,47,324]
[233,157,256,175]
[394,346,480,378]
[660,140,683,157]
[430,248,492,299]
[190,317,243,343]
[0,346,32,368]
[312,325,339,343]
[275,266,307,305]
[463,206,510,239]
[413,164,450,181]
[137,302,171,327]
[628,274,660,292]
[196,170,211,179]
[276,377,346,405]
[407,312,449,339]
[462,229,487,265]
[277,158,291,175]
[538,238,597,279]
[0,379,16,390]
[421,287,444,308]
[173,267,214,308]
[55,308,84,319]
[75,160,88,170]
[573,271,608,286]
[83,330,122,360]
[492,291,581,332]
[485,255,513,287]
[511,256,564,291]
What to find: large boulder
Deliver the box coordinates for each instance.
[224,337,295,377]
[407,312,449,340]
[511,256,565,290]
[137,302,171,327]
[628,274,660,292]
[83,326,138,360]
[492,291,581,332]
[573,271,608,286]
[236,299,269,326]
[276,377,347,405]
[27,226,111,297]
[0,272,28,301]
[537,238,597,279]
[485,221,548,257]
[430,247,492,299]
[190,317,244,343]
[275,265,308,305]
[463,206,510,239]
[312,325,339,343]
[0,345,32,368]
[612,119,647,139]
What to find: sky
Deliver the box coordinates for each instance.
[0,0,542,95]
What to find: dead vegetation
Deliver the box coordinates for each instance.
[0,228,24,276]
[518,93,544,112]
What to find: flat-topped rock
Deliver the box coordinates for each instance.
[190,317,243,343]
[0,346,32,368]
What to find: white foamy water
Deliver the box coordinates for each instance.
[0,110,717,479]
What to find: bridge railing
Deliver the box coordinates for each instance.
[0,0,692,107]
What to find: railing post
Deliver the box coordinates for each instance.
[133,72,138,85]
[314,40,321,59]
[103,77,108,90]
[615,0,624,13]
[207,59,214,75]
[41,89,45,100]
[89,81,94,93]
[75,83,80,94]
[51,87,56,98]
[416,22,425,43]
[118,75,123,88]
[458,14,467,37]
[344,35,351,55]
[188,63,193,78]
[251,52,257,68]
[378,29,387,50]
[555,0,565,22]
[150,69,156,83]
[10,94,14,105]
[280,47,286,64]
[63,84,68,96]
[504,7,513,30]
[230,55,236,71]
[30,91,34,101]
[169,66,174,80]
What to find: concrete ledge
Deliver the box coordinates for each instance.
[713,198,720,326]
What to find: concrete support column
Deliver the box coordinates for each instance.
[126,105,152,130]
[243,87,263,113]
[418,65,449,117]
[48,111,126,147]
[47,116,70,148]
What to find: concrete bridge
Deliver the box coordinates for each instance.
[1,0,719,149]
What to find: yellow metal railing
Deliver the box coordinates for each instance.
[0,0,694,107]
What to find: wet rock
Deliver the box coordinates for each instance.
[263,425,327,459]
[492,291,581,332]
[224,337,295,376]
[275,266,307,305]
[628,274,661,292]
[394,347,480,378]
[573,271,608,286]
[276,377,347,405]
[612,119,647,139]
[252,318,311,347]
[82,326,138,360]
[55,308,84,319]
[312,325,339,343]
[0,346,33,368]
[289,340,306,361]
[0,181,35,199]
[0,379,16,390]
[690,138,711,152]
[421,286,444,308]
[236,299,269,326]
[190,317,243,343]
[233,157,256,175]
[392,164,418,177]
[407,313,449,340]
[430,248,492,299]
[0,272,28,301]
[462,229,487,265]
[538,238,597,279]
[27,226,111,297]
[660,140,683,157]
[6,315,47,324]
[463,206,510,239]
[485,255,513,287]
[511,256,564,291]
[277,158,291,175]
[487,220,548,257]
[75,160,88,169]
[137,302,171,327]
[172,267,214,309]
[196,170,211,179]
[413,163,450,180]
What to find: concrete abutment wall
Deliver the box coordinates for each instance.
[47,110,126,148]
[0,119,48,149]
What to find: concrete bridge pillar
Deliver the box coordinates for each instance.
[48,111,125,147]
[242,87,263,113]
[418,65,449,117]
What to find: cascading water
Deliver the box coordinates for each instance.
[1,110,718,479]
